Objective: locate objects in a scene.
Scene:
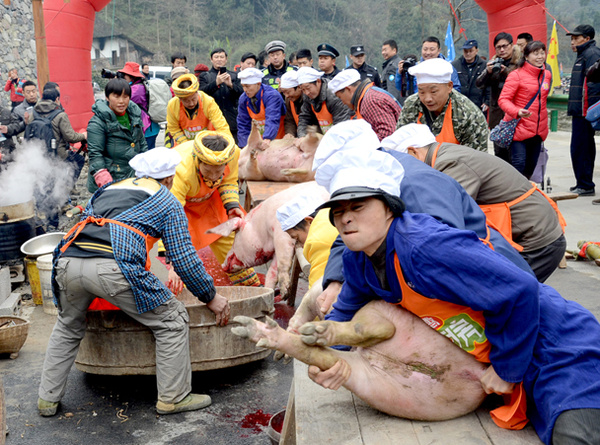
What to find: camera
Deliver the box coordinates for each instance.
[401,57,417,74]
[489,58,504,74]
[101,68,124,79]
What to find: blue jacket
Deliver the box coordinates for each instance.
[322,151,532,289]
[397,54,462,94]
[328,213,600,445]
[237,84,286,146]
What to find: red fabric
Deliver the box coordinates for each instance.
[498,62,551,142]
[4,79,24,103]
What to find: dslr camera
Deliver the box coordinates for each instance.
[101,68,124,79]
[401,57,417,73]
[489,58,505,74]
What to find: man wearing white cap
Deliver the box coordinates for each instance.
[329,69,401,141]
[279,70,312,137]
[397,58,489,152]
[305,144,600,445]
[262,40,296,90]
[296,66,351,137]
[313,120,533,316]
[38,147,230,418]
[237,67,286,147]
[391,123,566,283]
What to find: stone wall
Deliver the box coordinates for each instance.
[0,0,37,109]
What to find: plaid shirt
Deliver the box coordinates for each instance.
[356,86,402,141]
[53,179,216,313]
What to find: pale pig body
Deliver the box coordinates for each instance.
[207,182,329,299]
[238,123,322,182]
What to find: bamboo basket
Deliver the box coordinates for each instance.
[0,316,29,359]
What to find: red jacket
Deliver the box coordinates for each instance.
[4,78,24,103]
[498,62,551,142]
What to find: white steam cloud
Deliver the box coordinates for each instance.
[0,141,76,212]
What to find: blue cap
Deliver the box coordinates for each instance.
[461,39,478,49]
[317,43,339,58]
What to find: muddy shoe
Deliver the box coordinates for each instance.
[156,393,212,415]
[38,398,59,417]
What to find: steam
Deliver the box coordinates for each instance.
[0,141,76,211]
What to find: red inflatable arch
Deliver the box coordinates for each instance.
[41,0,547,131]
[474,0,548,56]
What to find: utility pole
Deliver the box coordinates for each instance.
[32,0,50,90]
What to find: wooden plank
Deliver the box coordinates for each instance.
[475,408,543,445]
[411,413,493,444]
[353,396,420,445]
[293,360,363,445]
[245,181,297,210]
[280,379,296,445]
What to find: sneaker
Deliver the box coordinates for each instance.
[38,398,59,417]
[569,185,578,192]
[592,199,600,206]
[156,393,212,415]
[571,187,596,196]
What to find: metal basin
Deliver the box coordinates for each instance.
[75,286,274,375]
[20,232,66,257]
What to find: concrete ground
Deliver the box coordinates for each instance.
[1,130,599,445]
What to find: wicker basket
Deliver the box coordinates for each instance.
[0,316,30,357]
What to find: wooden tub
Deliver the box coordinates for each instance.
[75,286,274,375]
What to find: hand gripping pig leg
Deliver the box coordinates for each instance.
[232,316,340,371]
[299,303,396,348]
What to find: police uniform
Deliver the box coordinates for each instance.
[317,43,341,82]
[346,45,381,87]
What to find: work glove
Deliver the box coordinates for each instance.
[93,168,113,188]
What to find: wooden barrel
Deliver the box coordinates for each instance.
[75,286,274,375]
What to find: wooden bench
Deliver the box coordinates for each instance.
[281,361,543,445]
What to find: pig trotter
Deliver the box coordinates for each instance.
[299,321,335,346]
[281,168,309,176]
[232,315,281,350]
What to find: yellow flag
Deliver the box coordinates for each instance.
[546,21,561,93]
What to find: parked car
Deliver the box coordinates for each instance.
[144,66,172,80]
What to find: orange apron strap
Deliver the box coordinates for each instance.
[534,187,567,233]
[417,100,459,144]
[478,224,495,250]
[290,100,300,125]
[429,142,443,168]
[490,383,529,430]
[507,183,537,207]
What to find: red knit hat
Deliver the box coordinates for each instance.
[118,62,144,78]
[194,63,209,73]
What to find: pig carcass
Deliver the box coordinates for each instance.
[238,123,322,182]
[206,181,330,300]
[233,300,487,421]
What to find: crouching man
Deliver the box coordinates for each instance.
[306,147,600,444]
[38,147,230,417]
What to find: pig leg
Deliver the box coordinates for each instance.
[299,303,395,348]
[264,256,278,290]
[272,231,296,299]
[238,147,266,181]
[288,278,324,334]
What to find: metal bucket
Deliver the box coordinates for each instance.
[75,286,274,375]
[0,200,35,263]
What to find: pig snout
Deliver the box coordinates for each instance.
[222,253,245,273]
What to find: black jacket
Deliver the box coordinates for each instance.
[0,106,22,155]
[452,55,489,109]
[381,54,401,100]
[322,66,340,81]
[347,63,381,87]
[199,67,243,137]
[568,40,600,116]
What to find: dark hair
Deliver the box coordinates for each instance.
[202,134,228,152]
[171,52,187,64]
[211,48,227,58]
[349,79,362,88]
[288,51,297,64]
[179,80,193,89]
[22,80,36,90]
[518,40,547,67]
[494,32,513,46]
[517,33,533,43]
[241,52,257,63]
[258,50,268,65]
[141,63,149,69]
[296,49,312,60]
[42,88,60,101]
[383,39,398,51]
[44,81,59,91]
[105,78,131,98]
[290,219,309,231]
[423,36,440,48]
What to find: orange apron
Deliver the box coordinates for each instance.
[177,94,216,143]
[351,83,373,120]
[417,99,460,144]
[290,99,300,125]
[393,254,529,430]
[247,88,286,140]
[183,167,231,250]
[430,143,566,252]
[59,216,160,311]
[311,101,334,133]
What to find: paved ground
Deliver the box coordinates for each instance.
[1,130,599,444]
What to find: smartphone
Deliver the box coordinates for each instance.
[219,67,227,74]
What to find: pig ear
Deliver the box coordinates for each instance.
[246,120,263,150]
[206,217,245,236]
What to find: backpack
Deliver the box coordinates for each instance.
[585,99,600,130]
[143,78,171,123]
[24,109,62,153]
